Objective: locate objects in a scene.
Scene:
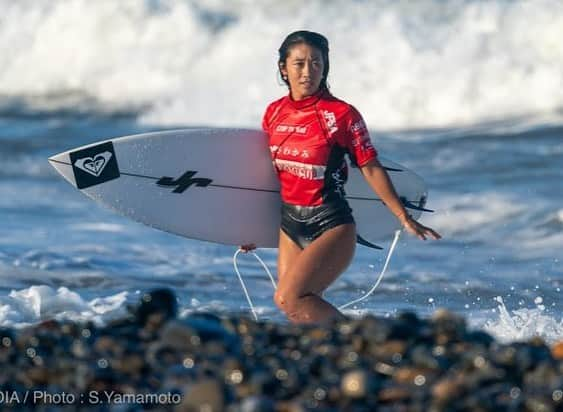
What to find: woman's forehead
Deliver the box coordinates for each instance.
[287,43,323,60]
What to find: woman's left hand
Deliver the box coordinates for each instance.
[401,217,441,240]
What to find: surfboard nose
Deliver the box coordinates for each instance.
[48,151,77,187]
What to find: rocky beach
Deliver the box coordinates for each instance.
[0,289,561,411]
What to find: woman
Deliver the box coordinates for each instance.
[243,31,440,324]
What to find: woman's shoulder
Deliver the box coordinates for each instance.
[319,91,359,117]
[263,95,288,122]
[265,95,288,110]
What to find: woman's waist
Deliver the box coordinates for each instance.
[281,199,351,220]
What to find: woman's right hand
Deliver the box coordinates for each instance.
[239,243,257,253]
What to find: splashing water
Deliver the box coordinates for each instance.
[483,296,563,345]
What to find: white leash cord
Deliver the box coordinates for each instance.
[338,229,402,310]
[233,249,277,321]
[233,229,402,320]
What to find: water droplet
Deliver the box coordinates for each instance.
[534,297,543,304]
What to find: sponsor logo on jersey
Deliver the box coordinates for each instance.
[331,169,346,197]
[361,140,375,151]
[350,121,374,152]
[323,111,338,135]
[351,135,374,150]
[70,142,120,189]
[273,147,311,158]
[274,159,326,180]
[350,119,367,133]
[275,125,308,134]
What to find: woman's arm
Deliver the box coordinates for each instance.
[359,158,441,240]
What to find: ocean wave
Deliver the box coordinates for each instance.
[0,0,562,129]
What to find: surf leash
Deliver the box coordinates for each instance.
[233,249,277,321]
[338,229,401,310]
[233,229,402,321]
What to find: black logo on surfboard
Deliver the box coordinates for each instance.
[70,142,120,189]
[157,171,212,193]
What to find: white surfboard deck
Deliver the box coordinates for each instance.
[48,128,429,249]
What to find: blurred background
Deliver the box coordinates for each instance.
[0,0,561,343]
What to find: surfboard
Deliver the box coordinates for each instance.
[48,128,430,248]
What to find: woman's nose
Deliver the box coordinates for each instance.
[302,62,311,76]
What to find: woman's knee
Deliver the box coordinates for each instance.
[273,289,290,311]
[273,288,307,314]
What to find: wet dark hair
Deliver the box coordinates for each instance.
[278,30,330,91]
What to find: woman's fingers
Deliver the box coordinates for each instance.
[239,243,257,253]
[404,220,441,240]
[426,227,442,240]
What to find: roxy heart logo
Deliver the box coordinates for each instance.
[74,151,113,177]
[70,141,120,189]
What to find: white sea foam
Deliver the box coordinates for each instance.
[1,0,562,129]
[481,296,563,345]
[0,285,129,328]
[71,222,126,233]
[421,191,527,237]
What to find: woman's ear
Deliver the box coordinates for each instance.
[279,63,288,79]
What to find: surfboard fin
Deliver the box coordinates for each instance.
[356,235,383,250]
[349,163,403,172]
[384,166,403,172]
[401,196,434,213]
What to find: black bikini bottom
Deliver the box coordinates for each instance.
[280,200,355,249]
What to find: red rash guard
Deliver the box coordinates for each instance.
[262,89,378,206]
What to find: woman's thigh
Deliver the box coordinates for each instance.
[277,223,356,298]
[277,229,303,285]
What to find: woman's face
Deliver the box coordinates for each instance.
[281,43,325,100]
